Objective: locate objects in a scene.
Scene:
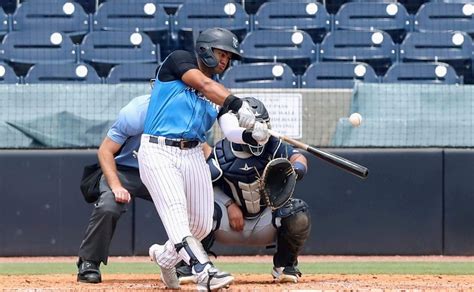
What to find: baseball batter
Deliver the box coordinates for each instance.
[138,28,268,291]
[175,98,311,284]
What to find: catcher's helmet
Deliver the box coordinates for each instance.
[195,27,241,68]
[242,97,270,156]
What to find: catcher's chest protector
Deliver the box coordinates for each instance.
[214,140,278,216]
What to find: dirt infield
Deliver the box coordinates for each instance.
[2,256,474,291]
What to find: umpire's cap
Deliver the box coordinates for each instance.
[195,27,241,68]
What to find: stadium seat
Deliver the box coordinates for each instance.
[24,63,102,84]
[300,61,379,88]
[0,62,20,84]
[80,31,158,76]
[334,2,410,43]
[254,1,330,43]
[13,0,90,43]
[239,29,317,75]
[383,62,461,84]
[0,31,77,76]
[0,7,9,41]
[414,2,474,38]
[93,0,170,45]
[172,1,249,52]
[220,62,298,88]
[400,31,473,80]
[319,29,397,75]
[106,62,158,84]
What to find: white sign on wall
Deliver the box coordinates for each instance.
[240,92,302,139]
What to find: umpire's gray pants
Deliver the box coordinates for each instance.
[78,168,151,265]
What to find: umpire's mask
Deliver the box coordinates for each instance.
[242,97,271,156]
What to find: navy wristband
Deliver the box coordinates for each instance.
[293,161,307,181]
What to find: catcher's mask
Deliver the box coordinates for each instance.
[241,97,271,156]
[195,27,241,68]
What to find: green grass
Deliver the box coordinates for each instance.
[1,262,474,275]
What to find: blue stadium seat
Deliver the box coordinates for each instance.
[80,31,158,76]
[172,2,249,52]
[254,1,330,43]
[0,31,77,76]
[240,29,317,75]
[400,31,473,80]
[0,7,9,41]
[0,62,20,84]
[335,2,410,43]
[301,61,379,88]
[414,2,474,38]
[383,62,461,84]
[157,0,239,14]
[220,62,298,88]
[106,62,158,84]
[319,29,397,75]
[93,0,170,45]
[24,63,102,84]
[13,0,90,43]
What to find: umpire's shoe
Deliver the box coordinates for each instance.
[77,259,102,283]
[271,266,302,283]
[195,264,234,291]
[149,244,180,289]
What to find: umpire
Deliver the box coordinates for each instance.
[76,94,152,283]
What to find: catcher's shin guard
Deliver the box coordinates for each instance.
[273,198,311,267]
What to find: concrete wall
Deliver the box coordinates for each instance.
[0,149,472,256]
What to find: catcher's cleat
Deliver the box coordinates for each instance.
[196,264,234,291]
[77,259,101,284]
[149,244,180,289]
[176,262,197,284]
[271,266,302,283]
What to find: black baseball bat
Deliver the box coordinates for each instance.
[268,130,369,179]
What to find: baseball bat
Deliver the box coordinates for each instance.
[268,129,369,179]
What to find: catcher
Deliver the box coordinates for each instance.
[174,97,310,284]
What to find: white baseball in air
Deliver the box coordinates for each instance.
[349,113,363,127]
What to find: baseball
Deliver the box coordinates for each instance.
[349,113,362,127]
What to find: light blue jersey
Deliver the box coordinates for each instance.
[108,94,150,168]
[143,51,219,142]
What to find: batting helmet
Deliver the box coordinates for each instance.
[242,97,271,156]
[195,27,241,68]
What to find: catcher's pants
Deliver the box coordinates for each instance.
[78,169,151,265]
[213,187,277,246]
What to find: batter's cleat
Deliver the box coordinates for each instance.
[196,265,234,291]
[149,244,180,289]
[77,259,102,284]
[176,262,197,284]
[271,266,302,283]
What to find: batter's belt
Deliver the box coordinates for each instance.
[149,135,200,150]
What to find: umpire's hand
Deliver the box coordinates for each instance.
[112,186,131,203]
[227,202,244,231]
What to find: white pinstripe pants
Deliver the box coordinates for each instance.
[138,134,214,268]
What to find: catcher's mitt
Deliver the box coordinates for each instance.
[260,158,297,210]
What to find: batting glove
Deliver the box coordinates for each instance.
[237,101,256,129]
[252,121,270,145]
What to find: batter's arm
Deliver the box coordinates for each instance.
[97,137,131,203]
[181,69,230,106]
